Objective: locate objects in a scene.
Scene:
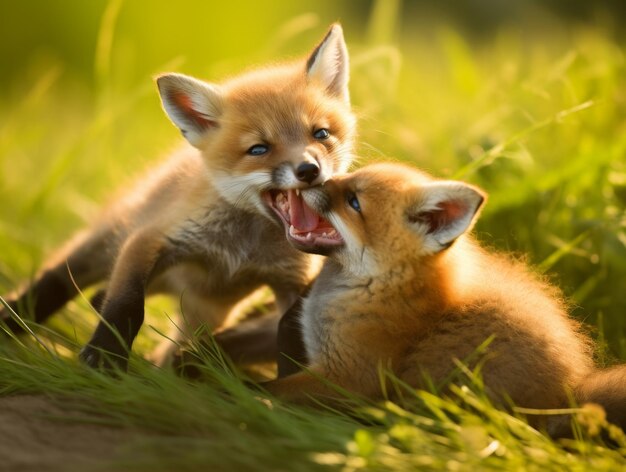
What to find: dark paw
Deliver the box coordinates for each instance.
[171,347,205,379]
[79,344,128,372]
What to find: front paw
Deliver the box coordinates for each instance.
[79,343,128,372]
[171,347,205,379]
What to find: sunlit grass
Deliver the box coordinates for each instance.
[1,334,626,471]
[1,1,626,470]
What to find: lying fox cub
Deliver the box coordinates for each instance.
[264,162,626,431]
[0,24,356,369]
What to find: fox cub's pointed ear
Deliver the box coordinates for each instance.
[306,23,350,103]
[156,73,223,147]
[407,182,486,252]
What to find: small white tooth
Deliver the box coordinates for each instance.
[306,232,313,241]
[296,189,301,196]
[289,225,296,236]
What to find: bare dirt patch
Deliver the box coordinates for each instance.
[0,395,141,472]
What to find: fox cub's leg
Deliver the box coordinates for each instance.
[275,294,309,378]
[1,268,76,333]
[80,228,168,370]
[261,333,382,405]
[210,286,309,374]
[211,311,280,366]
[1,227,114,332]
[268,284,310,377]
[150,294,251,367]
[261,367,350,406]
[88,289,107,313]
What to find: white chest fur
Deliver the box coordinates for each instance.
[298,261,347,362]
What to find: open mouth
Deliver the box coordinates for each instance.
[263,189,344,249]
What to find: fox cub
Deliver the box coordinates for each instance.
[0,24,356,369]
[264,162,626,431]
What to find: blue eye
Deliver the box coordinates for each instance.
[348,193,361,212]
[313,128,330,140]
[247,144,269,156]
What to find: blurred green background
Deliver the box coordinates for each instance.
[1,0,625,359]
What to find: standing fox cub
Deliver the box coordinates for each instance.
[0,24,356,369]
[264,163,626,431]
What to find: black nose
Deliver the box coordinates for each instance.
[296,162,320,184]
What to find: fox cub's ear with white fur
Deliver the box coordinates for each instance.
[306,23,350,104]
[156,73,224,147]
[407,182,486,253]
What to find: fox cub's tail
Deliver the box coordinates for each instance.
[1,225,116,331]
[549,365,626,437]
[576,366,626,431]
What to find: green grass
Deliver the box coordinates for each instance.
[2,334,626,471]
[2,1,626,470]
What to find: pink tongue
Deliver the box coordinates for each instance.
[288,190,319,233]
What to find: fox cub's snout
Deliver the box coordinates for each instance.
[156,24,356,221]
[291,163,486,269]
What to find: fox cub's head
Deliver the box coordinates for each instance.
[290,163,485,275]
[156,24,356,224]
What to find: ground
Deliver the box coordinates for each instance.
[0,395,140,472]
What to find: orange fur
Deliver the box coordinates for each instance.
[1,24,356,370]
[266,163,625,433]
